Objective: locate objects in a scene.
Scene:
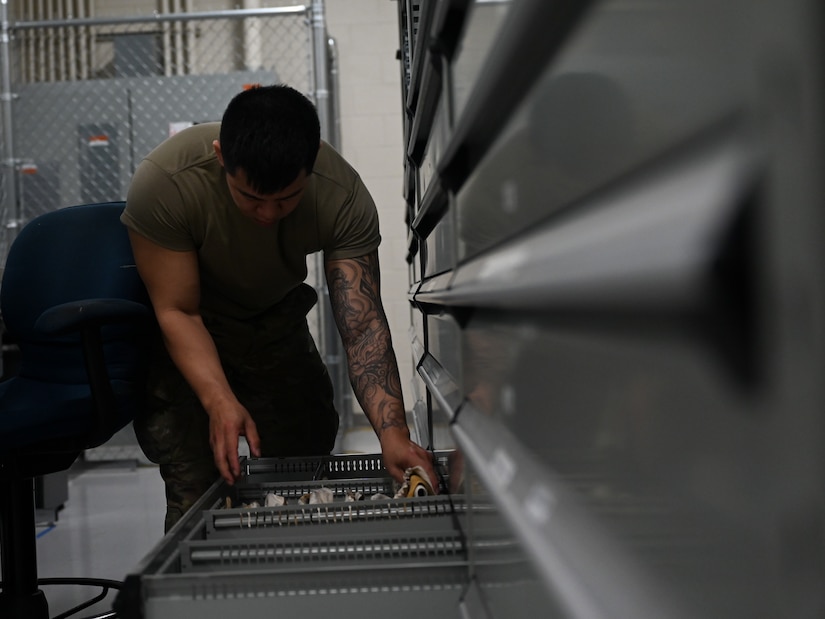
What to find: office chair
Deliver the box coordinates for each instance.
[0,202,155,619]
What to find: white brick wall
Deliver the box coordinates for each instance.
[324,0,414,409]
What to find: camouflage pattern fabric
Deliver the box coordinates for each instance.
[133,284,339,531]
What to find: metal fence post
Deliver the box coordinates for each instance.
[311,0,332,148]
[310,0,355,440]
[0,0,18,235]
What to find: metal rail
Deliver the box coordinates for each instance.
[11,5,309,30]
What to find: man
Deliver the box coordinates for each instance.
[123,84,437,530]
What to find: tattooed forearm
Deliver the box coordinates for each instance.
[326,253,385,336]
[326,250,407,437]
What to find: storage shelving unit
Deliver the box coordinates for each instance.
[398,1,825,618]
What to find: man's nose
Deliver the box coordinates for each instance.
[259,201,283,217]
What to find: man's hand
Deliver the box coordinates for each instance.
[207,401,262,485]
[379,428,439,493]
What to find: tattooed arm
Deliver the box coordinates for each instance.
[325,249,437,488]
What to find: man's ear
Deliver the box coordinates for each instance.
[213,140,224,167]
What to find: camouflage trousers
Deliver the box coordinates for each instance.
[133,284,339,532]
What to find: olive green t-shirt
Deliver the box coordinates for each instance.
[121,122,381,320]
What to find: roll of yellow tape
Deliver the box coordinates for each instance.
[407,474,434,497]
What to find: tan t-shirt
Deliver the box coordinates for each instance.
[122,123,380,320]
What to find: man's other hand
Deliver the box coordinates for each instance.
[208,402,261,484]
[379,428,439,493]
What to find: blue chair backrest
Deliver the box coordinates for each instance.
[0,202,151,385]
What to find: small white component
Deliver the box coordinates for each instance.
[264,492,286,507]
[309,487,334,504]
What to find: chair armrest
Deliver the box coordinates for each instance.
[34,299,152,336]
[31,299,154,447]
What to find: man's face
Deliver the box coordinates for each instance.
[213,139,308,227]
[224,166,307,227]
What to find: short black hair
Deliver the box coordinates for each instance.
[219,84,321,194]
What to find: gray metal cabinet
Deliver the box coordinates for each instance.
[117,453,479,619]
[401,1,825,618]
